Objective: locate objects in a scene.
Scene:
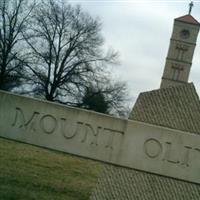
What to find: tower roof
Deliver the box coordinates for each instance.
[175,14,200,25]
[130,83,200,135]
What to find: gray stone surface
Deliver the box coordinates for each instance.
[90,84,200,200]
[1,90,200,184]
[90,165,200,200]
[91,13,200,200]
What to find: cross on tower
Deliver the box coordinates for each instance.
[189,1,194,15]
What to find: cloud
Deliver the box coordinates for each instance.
[69,1,200,104]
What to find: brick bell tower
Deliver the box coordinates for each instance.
[160,2,200,88]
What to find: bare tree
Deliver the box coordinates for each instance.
[0,0,34,91]
[23,0,117,102]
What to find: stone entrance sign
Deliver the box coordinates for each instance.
[1,90,200,184]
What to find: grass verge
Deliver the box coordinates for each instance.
[0,137,101,200]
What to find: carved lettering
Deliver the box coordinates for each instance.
[12,107,39,132]
[81,123,104,147]
[181,146,192,167]
[144,138,162,158]
[82,124,102,146]
[61,118,83,139]
[90,126,102,146]
[81,123,97,144]
[194,148,200,161]
[12,107,124,151]
[194,148,200,153]
[77,122,123,150]
[163,142,179,164]
[104,128,122,150]
[144,138,194,168]
[40,114,57,134]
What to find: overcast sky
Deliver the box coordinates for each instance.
[69,0,200,107]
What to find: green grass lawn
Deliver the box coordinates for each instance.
[0,137,102,200]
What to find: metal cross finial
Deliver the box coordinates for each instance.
[189,1,194,15]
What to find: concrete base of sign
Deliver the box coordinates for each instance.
[1,90,200,185]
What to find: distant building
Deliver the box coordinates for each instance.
[130,83,200,134]
[161,14,199,88]
[90,12,200,200]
